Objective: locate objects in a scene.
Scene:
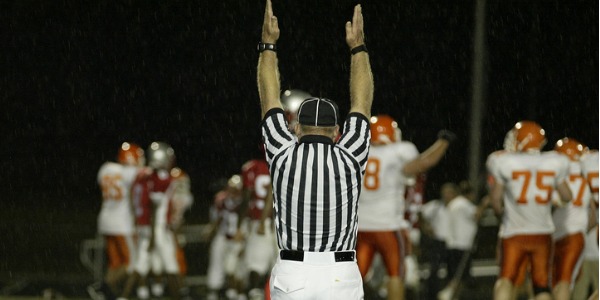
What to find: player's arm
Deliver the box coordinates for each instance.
[489,182,504,217]
[403,130,455,176]
[257,0,282,118]
[555,180,573,205]
[346,4,373,118]
[258,184,274,235]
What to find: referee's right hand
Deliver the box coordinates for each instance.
[262,0,279,44]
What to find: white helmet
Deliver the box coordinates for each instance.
[281,89,312,132]
[147,142,175,170]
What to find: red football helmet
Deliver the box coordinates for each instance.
[118,142,145,166]
[555,137,585,161]
[370,115,400,144]
[513,121,546,151]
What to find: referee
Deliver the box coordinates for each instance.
[257,1,374,299]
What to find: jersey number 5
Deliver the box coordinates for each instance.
[512,170,555,204]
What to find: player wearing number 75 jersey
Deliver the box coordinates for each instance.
[487,121,572,300]
[356,114,454,300]
[96,142,145,298]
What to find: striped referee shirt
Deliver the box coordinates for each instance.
[261,108,371,252]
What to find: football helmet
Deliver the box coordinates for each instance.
[147,142,175,170]
[281,89,312,131]
[118,142,145,167]
[555,137,585,161]
[513,121,546,151]
[370,114,400,144]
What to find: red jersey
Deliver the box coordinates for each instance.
[241,159,271,220]
[132,168,174,226]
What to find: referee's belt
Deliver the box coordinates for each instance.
[279,250,355,263]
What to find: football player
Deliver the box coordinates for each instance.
[551,138,592,300]
[121,142,183,300]
[221,174,246,300]
[356,114,455,300]
[488,121,572,300]
[96,142,145,299]
[205,180,230,300]
[149,167,194,298]
[240,158,277,300]
[572,148,599,299]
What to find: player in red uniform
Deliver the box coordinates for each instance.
[121,142,183,300]
[241,158,277,300]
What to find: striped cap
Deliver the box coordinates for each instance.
[297,97,339,127]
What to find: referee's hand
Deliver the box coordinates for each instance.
[345,4,365,50]
[262,0,280,44]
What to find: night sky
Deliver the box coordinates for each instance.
[1,0,598,277]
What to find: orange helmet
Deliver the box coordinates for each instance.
[555,137,585,161]
[118,142,145,166]
[513,121,546,151]
[370,115,400,144]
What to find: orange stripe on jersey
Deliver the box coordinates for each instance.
[552,233,585,285]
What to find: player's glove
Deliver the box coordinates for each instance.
[437,129,457,143]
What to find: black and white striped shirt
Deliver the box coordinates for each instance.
[261,108,371,252]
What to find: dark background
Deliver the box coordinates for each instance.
[1,0,597,290]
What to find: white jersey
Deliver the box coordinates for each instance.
[552,160,592,240]
[487,150,570,238]
[446,195,477,250]
[97,162,139,235]
[580,151,599,203]
[358,141,419,231]
[421,199,449,242]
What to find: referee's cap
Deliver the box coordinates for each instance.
[297,97,339,127]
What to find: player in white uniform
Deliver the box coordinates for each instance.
[551,138,592,300]
[96,142,144,299]
[488,121,572,300]
[572,149,599,299]
[356,114,454,300]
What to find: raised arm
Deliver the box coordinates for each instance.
[403,130,455,176]
[257,0,282,118]
[346,4,374,118]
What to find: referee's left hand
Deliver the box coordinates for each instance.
[262,0,280,44]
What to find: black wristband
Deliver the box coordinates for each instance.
[350,44,368,55]
[437,129,457,143]
[257,42,277,53]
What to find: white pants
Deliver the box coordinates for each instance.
[269,251,364,300]
[134,226,179,275]
[244,219,277,275]
[206,233,227,290]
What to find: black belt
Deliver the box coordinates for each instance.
[280,250,355,262]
